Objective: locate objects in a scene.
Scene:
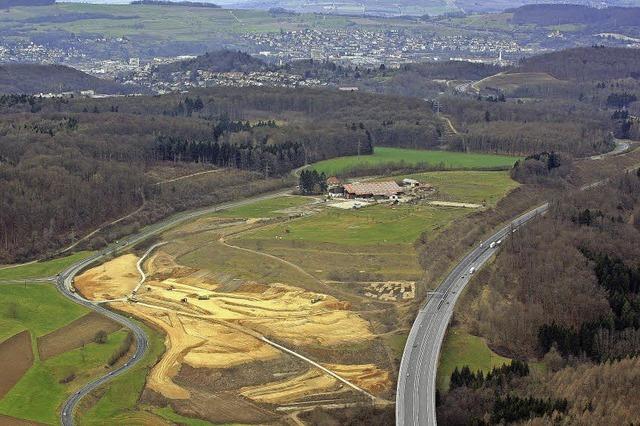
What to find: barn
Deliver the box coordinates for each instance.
[342,181,404,200]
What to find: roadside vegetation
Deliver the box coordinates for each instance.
[436,327,510,392]
[78,322,165,426]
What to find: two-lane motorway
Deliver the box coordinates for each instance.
[396,203,549,426]
[56,188,291,426]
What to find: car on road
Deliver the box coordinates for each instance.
[469,267,476,274]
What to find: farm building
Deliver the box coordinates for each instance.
[343,181,404,199]
[402,178,420,188]
[326,176,342,188]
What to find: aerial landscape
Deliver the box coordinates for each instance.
[1,0,640,425]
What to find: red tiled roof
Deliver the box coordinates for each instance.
[327,176,341,185]
[343,181,404,197]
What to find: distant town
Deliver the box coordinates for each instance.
[0,26,526,93]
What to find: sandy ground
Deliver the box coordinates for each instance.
[327,363,390,394]
[75,254,140,300]
[140,277,373,347]
[240,368,339,404]
[116,303,204,400]
[240,363,389,404]
[95,246,390,414]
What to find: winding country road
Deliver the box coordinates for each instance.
[56,188,291,425]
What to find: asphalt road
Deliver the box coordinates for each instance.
[396,203,549,426]
[56,188,291,426]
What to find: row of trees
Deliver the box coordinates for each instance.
[449,360,530,390]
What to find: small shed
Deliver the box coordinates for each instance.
[402,178,420,188]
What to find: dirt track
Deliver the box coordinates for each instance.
[0,331,34,399]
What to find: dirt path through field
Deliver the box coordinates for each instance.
[219,237,364,305]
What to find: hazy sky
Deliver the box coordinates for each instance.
[55,0,243,4]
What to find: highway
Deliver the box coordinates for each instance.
[396,203,549,426]
[56,188,291,426]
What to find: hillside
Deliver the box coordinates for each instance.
[0,0,52,8]
[0,86,442,262]
[154,50,268,75]
[516,46,640,81]
[509,4,640,27]
[0,64,133,95]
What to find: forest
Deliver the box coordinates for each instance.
[509,4,640,27]
[0,87,437,262]
[438,170,640,424]
[0,64,135,95]
[517,47,640,81]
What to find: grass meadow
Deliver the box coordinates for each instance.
[310,147,519,176]
[0,251,94,281]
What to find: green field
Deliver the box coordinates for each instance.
[310,147,519,176]
[0,251,93,281]
[231,170,517,284]
[0,3,353,42]
[400,170,520,205]
[216,195,313,218]
[80,322,165,426]
[0,284,133,425]
[243,171,516,245]
[0,284,88,342]
[476,72,566,94]
[0,331,129,425]
[244,203,470,246]
[436,328,510,392]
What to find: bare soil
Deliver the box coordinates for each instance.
[75,254,140,300]
[37,311,122,360]
[0,331,34,398]
[171,389,278,424]
[0,414,46,426]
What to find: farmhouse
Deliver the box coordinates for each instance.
[343,181,404,200]
[326,176,342,188]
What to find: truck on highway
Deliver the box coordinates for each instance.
[489,242,496,249]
